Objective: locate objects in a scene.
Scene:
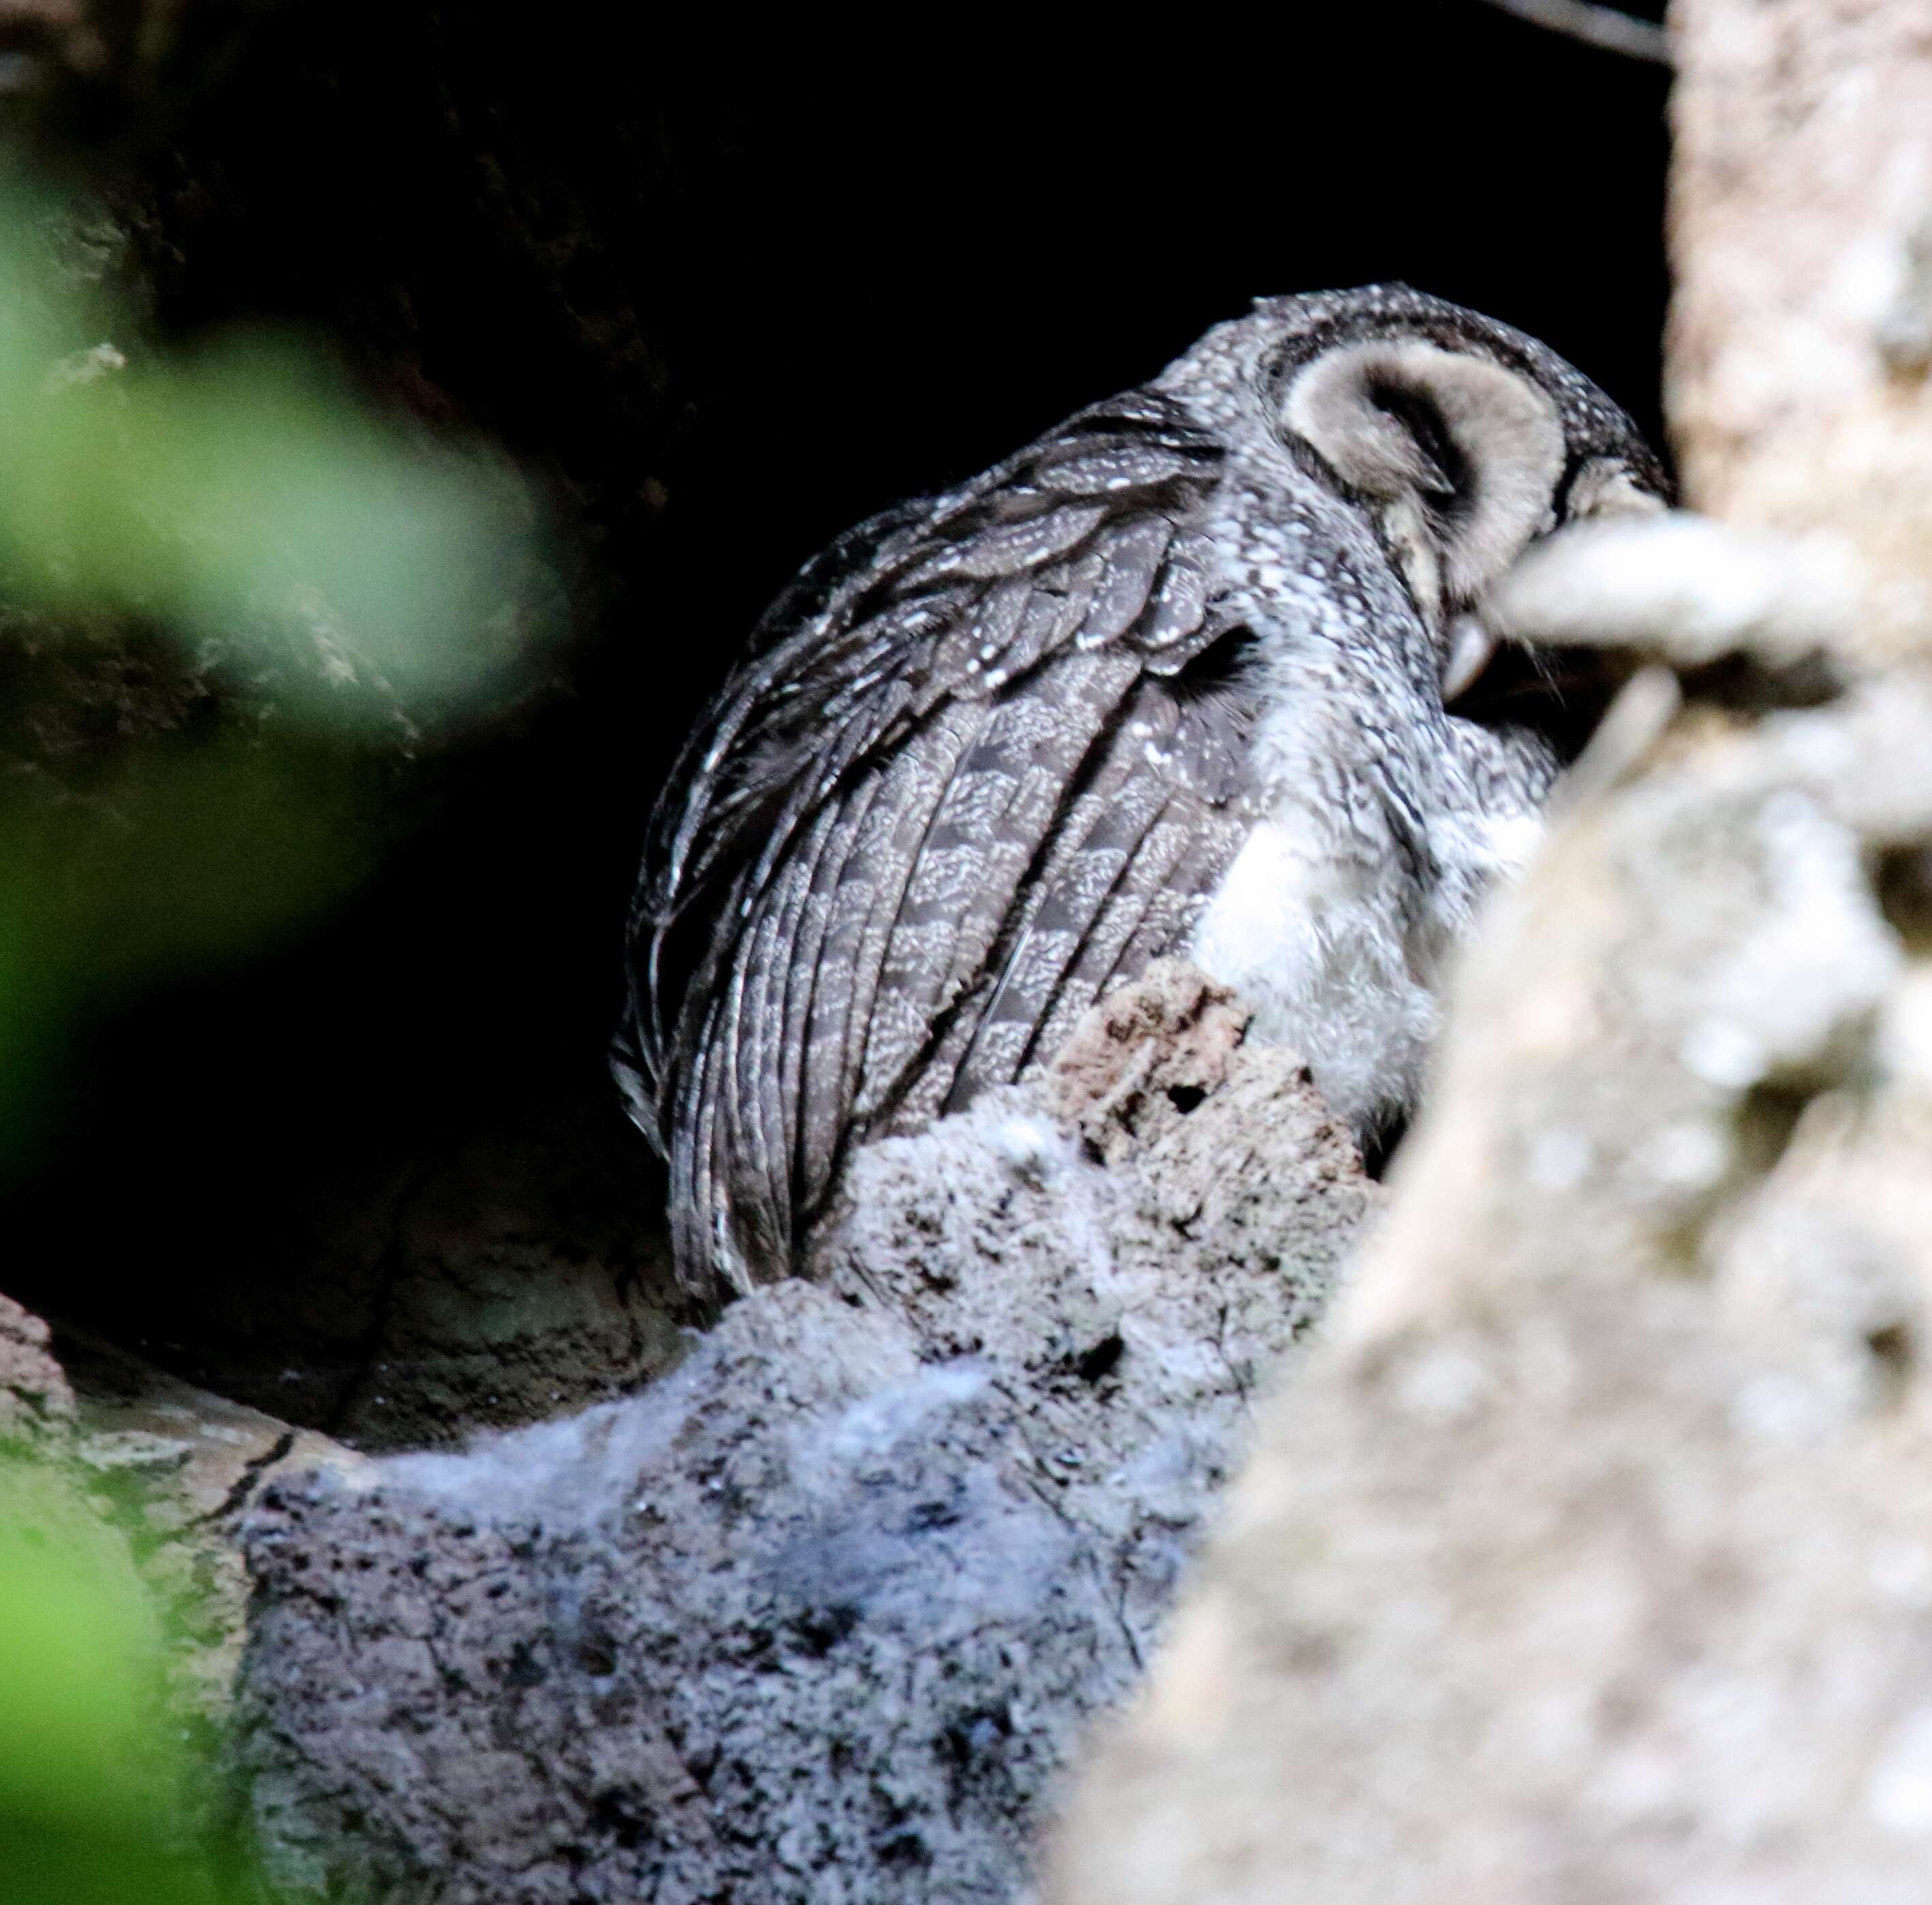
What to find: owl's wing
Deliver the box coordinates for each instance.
[626,390,1260,1294]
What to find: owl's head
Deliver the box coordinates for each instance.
[1171,285,1669,727]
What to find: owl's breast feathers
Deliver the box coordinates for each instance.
[626,391,1266,1293]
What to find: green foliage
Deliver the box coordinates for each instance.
[0,183,545,726]
[0,1474,225,1905]
[0,166,557,1169]
[0,161,558,1894]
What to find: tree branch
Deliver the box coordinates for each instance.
[1471,0,1670,65]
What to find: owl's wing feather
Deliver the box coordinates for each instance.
[628,391,1260,1293]
[852,649,1146,1124]
[1017,705,1257,1088]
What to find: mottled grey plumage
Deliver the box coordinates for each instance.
[619,286,1666,1296]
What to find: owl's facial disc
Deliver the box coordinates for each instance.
[1284,341,1666,745]
[1281,338,1567,623]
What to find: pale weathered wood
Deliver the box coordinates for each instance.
[1670,0,1932,660]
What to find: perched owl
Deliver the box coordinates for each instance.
[619,286,1667,1297]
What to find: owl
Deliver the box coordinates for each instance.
[618,286,1667,1297]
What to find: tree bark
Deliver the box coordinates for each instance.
[1045,4,1932,1897]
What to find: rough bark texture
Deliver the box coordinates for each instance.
[1045,6,1932,1899]
[232,967,1377,1904]
[57,1330,368,1738]
[1047,691,1932,1901]
[0,1291,74,1444]
[1670,0,1932,663]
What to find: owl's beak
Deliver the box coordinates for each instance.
[1440,613,1500,707]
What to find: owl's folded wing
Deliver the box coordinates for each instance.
[628,392,1259,1294]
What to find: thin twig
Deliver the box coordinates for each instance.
[1471,0,1670,65]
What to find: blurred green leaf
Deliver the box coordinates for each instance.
[0,142,551,1905]
[0,1489,155,1827]
[0,174,551,733]
[0,1473,223,1904]
[0,166,559,1166]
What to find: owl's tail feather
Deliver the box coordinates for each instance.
[608,1019,666,1159]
